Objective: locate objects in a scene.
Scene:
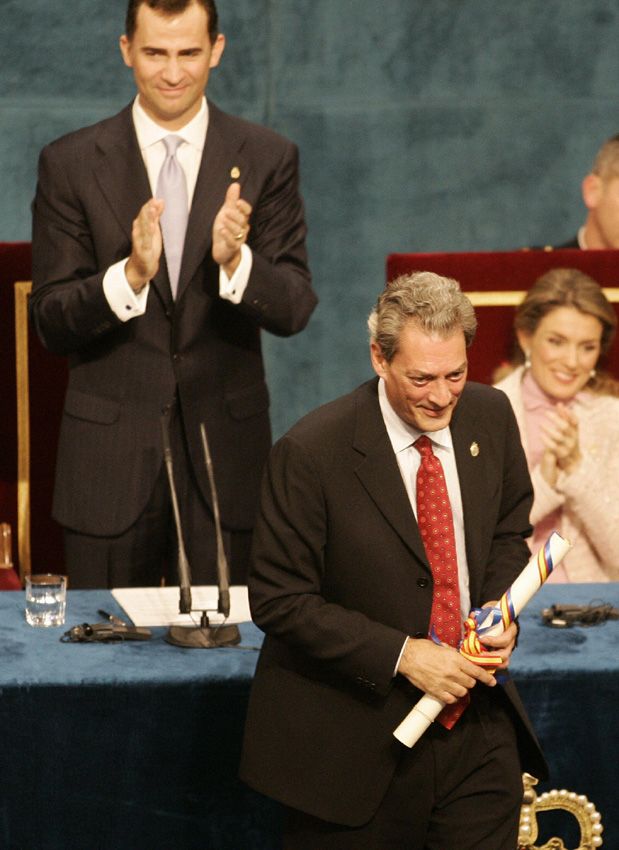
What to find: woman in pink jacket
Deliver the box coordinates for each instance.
[495,267,619,582]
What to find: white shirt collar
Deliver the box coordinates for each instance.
[131,95,208,152]
[377,378,453,455]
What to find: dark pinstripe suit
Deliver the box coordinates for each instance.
[30,101,316,584]
[240,379,547,842]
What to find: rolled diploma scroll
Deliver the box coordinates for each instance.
[393,530,571,748]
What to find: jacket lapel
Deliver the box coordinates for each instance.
[352,381,430,570]
[176,102,249,302]
[450,392,491,603]
[92,105,173,309]
[92,106,148,237]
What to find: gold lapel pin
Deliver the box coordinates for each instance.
[470,442,479,457]
[230,166,241,180]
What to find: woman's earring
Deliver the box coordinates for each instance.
[590,368,597,380]
[524,351,531,370]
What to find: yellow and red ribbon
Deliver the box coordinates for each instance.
[459,612,503,669]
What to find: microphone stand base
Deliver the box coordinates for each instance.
[164,623,241,649]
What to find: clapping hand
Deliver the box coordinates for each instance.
[212,183,252,278]
[539,403,580,486]
[126,198,165,293]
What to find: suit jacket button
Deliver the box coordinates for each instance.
[417,577,429,588]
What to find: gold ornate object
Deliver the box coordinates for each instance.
[518,773,604,849]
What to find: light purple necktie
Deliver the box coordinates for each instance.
[156,135,189,298]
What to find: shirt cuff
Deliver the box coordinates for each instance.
[394,636,409,677]
[103,258,149,321]
[219,244,252,304]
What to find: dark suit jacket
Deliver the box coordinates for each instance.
[240,378,547,826]
[30,101,316,537]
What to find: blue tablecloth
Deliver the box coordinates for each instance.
[509,582,618,847]
[0,584,616,849]
[0,590,277,850]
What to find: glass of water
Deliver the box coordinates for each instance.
[25,574,67,627]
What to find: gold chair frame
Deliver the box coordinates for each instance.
[464,288,619,307]
[14,280,32,583]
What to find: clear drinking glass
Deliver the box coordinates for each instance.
[25,573,67,627]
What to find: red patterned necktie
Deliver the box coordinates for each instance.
[414,434,469,728]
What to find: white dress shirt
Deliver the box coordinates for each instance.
[103,96,252,320]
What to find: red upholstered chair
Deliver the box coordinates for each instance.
[0,242,66,584]
[386,249,619,384]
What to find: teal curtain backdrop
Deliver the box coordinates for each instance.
[3,0,619,436]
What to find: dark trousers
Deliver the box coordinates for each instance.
[63,403,252,589]
[284,688,523,850]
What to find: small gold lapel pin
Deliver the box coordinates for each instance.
[470,441,480,457]
[230,166,241,180]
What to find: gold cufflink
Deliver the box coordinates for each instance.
[230,166,241,180]
[470,442,479,457]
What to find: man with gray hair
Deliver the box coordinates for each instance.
[557,133,619,249]
[241,271,546,849]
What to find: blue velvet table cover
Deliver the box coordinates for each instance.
[0,584,617,849]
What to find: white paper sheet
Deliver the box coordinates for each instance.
[111,585,251,627]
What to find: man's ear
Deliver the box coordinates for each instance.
[209,33,226,69]
[582,173,602,211]
[370,341,387,379]
[119,34,133,69]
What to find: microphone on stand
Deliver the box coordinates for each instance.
[200,422,231,620]
[161,415,192,614]
[162,413,240,649]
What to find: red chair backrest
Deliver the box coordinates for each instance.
[387,249,619,384]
